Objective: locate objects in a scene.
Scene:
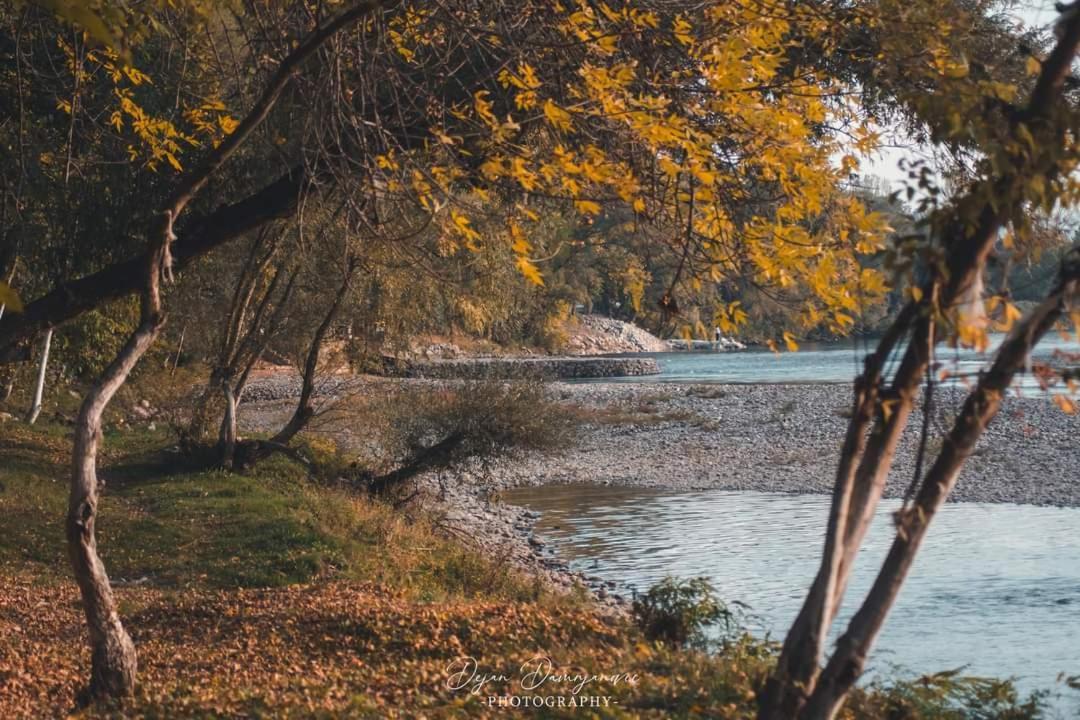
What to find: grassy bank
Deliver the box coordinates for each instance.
[0,421,1048,718]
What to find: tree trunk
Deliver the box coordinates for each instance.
[25,327,52,424]
[68,310,163,701]
[61,4,388,701]
[800,249,1078,719]
[367,431,464,495]
[219,378,238,469]
[760,9,1080,716]
[0,168,306,365]
[759,305,918,718]
[269,260,355,448]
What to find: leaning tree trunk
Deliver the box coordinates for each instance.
[67,250,165,700]
[58,3,388,702]
[759,9,1080,718]
[800,248,1079,718]
[270,259,356,447]
[25,327,52,424]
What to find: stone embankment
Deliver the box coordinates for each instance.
[403,356,660,380]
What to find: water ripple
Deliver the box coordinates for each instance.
[506,485,1080,705]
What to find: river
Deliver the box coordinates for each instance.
[599,332,1078,390]
[509,330,1080,710]
[505,483,1080,712]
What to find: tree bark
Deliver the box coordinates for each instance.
[759,304,917,718]
[219,377,238,469]
[760,8,1080,716]
[25,327,51,424]
[800,248,1079,720]
[67,261,164,701]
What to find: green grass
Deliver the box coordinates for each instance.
[0,420,539,600]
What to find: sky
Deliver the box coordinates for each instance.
[857,0,1065,192]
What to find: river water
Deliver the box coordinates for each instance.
[600,332,1079,390]
[505,484,1080,711]
[524,332,1080,709]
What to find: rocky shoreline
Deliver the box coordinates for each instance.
[241,377,1079,610]
[474,381,1079,506]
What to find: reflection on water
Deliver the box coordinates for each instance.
[595,333,1079,389]
[505,485,1080,707]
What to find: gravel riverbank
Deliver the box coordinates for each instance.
[474,381,1080,507]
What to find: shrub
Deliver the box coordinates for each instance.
[847,668,1049,719]
[323,380,579,494]
[632,576,743,650]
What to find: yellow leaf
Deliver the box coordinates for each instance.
[673,16,694,45]
[508,222,531,254]
[782,331,799,352]
[881,398,898,422]
[543,99,574,132]
[515,255,544,286]
[473,90,497,126]
[994,301,1023,332]
[449,210,481,250]
[0,281,23,312]
[574,199,601,216]
[218,115,239,135]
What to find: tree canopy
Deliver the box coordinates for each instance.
[1,0,1055,356]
